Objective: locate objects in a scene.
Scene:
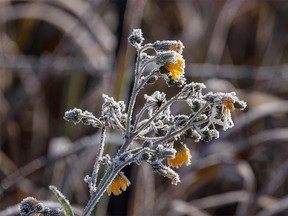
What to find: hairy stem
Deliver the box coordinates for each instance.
[89,125,106,194]
[126,46,141,135]
[134,104,150,130]
[83,166,114,216]
[125,45,155,136]
[133,92,183,137]
[83,149,147,215]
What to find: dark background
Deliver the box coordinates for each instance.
[1,0,288,215]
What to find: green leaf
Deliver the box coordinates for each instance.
[49,185,75,216]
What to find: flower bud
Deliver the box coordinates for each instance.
[128,29,144,47]
[64,108,82,124]
[202,129,219,142]
[151,162,180,185]
[153,40,184,54]
[155,145,176,159]
[142,140,153,148]
[20,197,62,216]
[146,75,158,84]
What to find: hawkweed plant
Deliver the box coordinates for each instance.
[20,29,246,216]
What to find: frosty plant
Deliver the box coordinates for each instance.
[20,29,246,216]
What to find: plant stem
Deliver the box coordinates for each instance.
[133,92,182,137]
[134,104,150,129]
[125,45,155,137]
[90,125,106,194]
[111,111,126,132]
[83,166,115,216]
[83,148,147,216]
[126,46,141,136]
[118,133,131,155]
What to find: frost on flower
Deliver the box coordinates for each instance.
[155,50,185,80]
[128,29,144,47]
[101,94,127,129]
[151,162,180,185]
[153,40,184,54]
[204,92,246,131]
[58,29,247,214]
[107,173,130,196]
[167,141,191,168]
[144,91,169,117]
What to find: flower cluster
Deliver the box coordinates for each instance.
[75,29,245,202]
[84,30,245,214]
[21,29,247,216]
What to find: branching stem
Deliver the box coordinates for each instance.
[152,103,209,146]
[83,148,148,216]
[133,91,183,137]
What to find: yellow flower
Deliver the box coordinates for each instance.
[221,97,235,131]
[107,174,130,196]
[222,97,235,112]
[164,53,185,80]
[167,143,191,168]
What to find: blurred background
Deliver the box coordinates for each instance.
[1,0,288,215]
